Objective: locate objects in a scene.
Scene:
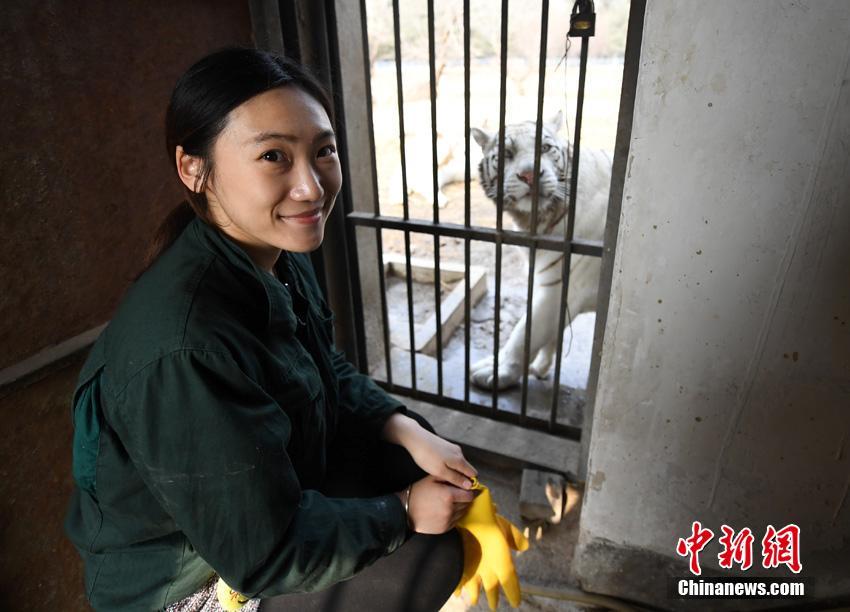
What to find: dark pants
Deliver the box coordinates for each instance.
[259,411,464,612]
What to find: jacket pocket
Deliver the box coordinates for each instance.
[72,369,104,496]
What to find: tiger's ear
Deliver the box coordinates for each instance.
[471,127,493,151]
[546,110,564,133]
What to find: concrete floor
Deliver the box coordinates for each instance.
[439,456,599,612]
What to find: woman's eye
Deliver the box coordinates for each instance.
[261,150,286,163]
[318,144,337,158]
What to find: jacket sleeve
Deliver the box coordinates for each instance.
[109,348,408,598]
[331,347,406,443]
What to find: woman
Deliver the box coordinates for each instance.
[65,47,477,612]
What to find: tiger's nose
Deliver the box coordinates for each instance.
[516,169,540,185]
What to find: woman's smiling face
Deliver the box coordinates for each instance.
[202,86,341,269]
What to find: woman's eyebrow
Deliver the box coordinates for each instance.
[248,129,336,145]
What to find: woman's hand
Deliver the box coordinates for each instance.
[382,413,478,489]
[397,475,477,534]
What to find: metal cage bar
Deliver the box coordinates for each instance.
[426,0,444,396]
[324,0,372,372]
[519,0,551,424]
[375,380,582,439]
[491,0,510,408]
[391,0,418,390]
[550,35,590,428]
[335,0,608,442]
[462,0,472,407]
[358,0,394,387]
[347,214,603,256]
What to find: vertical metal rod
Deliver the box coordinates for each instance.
[519,0,550,423]
[463,0,471,406]
[427,0,444,396]
[322,0,369,370]
[359,0,393,386]
[392,0,417,390]
[550,35,589,429]
[375,228,393,385]
[491,0,509,411]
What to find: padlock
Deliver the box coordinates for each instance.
[568,0,596,38]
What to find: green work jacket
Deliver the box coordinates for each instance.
[65,216,409,611]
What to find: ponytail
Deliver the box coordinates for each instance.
[135,200,198,280]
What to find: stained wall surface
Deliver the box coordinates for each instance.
[576,1,850,606]
[0,1,253,370]
[0,357,87,610]
[0,2,252,607]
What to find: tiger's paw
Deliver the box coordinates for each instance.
[529,350,554,379]
[470,355,522,390]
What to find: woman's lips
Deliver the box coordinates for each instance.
[278,208,323,225]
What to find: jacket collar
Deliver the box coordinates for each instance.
[188,216,298,335]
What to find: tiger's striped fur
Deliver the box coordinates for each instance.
[470,112,612,390]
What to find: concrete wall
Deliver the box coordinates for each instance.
[0,1,253,371]
[575,1,850,607]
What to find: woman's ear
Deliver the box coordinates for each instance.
[175,146,203,192]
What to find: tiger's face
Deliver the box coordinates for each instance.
[472,111,568,219]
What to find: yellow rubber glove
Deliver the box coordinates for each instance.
[216,577,250,611]
[454,478,529,609]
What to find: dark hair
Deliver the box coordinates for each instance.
[140,47,333,273]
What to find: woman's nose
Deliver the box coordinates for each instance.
[290,163,324,201]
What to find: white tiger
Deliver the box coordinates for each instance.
[469,111,612,390]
